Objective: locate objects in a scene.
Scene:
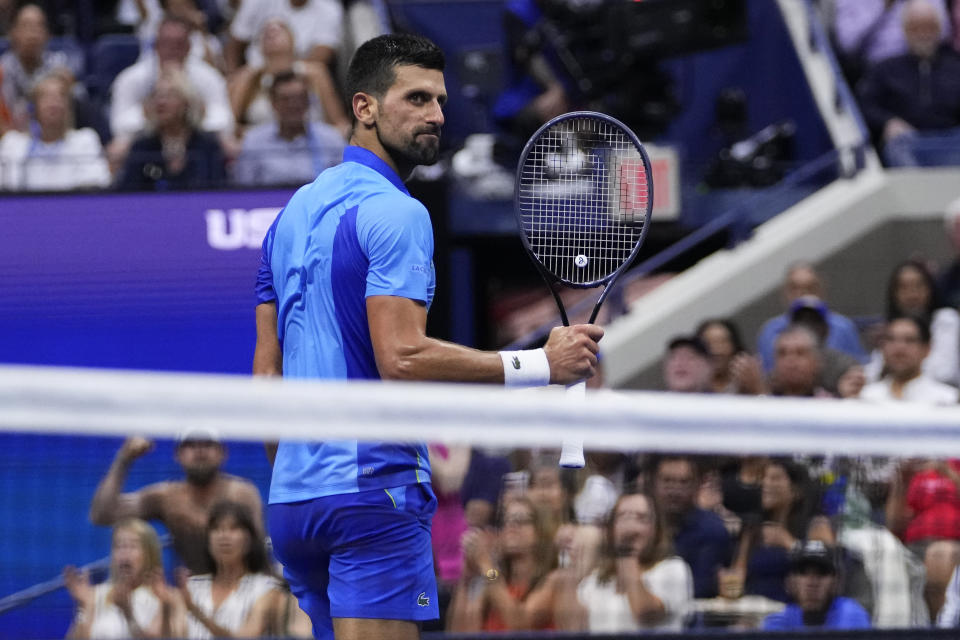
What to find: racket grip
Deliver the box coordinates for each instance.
[559,381,586,468]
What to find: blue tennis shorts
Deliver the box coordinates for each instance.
[268,483,438,639]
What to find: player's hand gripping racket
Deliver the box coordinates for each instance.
[514,111,653,467]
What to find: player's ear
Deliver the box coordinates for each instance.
[353,91,378,127]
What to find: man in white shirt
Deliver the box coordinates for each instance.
[859,315,959,405]
[109,16,234,155]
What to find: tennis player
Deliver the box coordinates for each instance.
[256,34,602,640]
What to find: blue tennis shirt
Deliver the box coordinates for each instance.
[259,146,436,503]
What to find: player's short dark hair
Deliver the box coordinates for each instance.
[345,33,445,105]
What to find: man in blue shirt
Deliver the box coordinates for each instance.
[763,540,871,630]
[756,262,866,372]
[254,34,603,640]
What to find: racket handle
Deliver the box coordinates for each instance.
[559,381,586,468]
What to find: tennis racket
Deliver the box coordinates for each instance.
[514,111,653,468]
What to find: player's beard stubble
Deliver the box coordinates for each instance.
[377,122,441,168]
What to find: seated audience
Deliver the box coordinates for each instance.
[446,496,556,631]
[116,68,227,191]
[788,296,862,395]
[859,0,960,166]
[228,18,348,136]
[109,16,234,164]
[225,0,343,74]
[63,518,176,638]
[768,324,833,397]
[0,73,110,190]
[232,70,344,187]
[762,540,871,630]
[696,318,765,394]
[861,315,959,404]
[886,455,960,621]
[737,458,819,603]
[651,455,732,599]
[128,0,226,71]
[757,262,866,372]
[524,491,693,632]
[0,4,83,131]
[172,501,281,638]
[866,260,960,386]
[833,0,950,82]
[661,335,713,393]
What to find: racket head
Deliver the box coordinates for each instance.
[514,111,654,289]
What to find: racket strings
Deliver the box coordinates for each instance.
[518,115,650,286]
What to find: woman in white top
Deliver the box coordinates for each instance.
[0,73,110,191]
[63,517,175,639]
[524,491,693,632]
[173,500,280,639]
[866,259,960,386]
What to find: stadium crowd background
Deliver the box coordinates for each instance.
[2,0,960,637]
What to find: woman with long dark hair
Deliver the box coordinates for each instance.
[174,501,280,638]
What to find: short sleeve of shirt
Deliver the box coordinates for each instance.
[256,214,279,304]
[358,198,434,304]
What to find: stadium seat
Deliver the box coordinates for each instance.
[84,33,141,101]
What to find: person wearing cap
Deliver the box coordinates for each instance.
[787,296,862,396]
[89,433,264,575]
[662,335,713,393]
[756,262,866,374]
[762,540,871,630]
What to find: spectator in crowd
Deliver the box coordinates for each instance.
[225,0,343,78]
[0,4,83,131]
[757,262,866,372]
[523,491,693,632]
[116,68,227,191]
[695,318,765,394]
[172,501,281,638]
[89,431,263,575]
[866,260,960,386]
[228,18,349,137]
[833,0,950,83]
[768,324,834,397]
[938,195,960,309]
[109,16,234,165]
[232,70,344,187]
[761,540,871,630]
[447,496,556,631]
[886,457,960,621]
[0,73,110,190]
[860,315,959,404]
[662,335,713,393]
[859,0,960,166]
[787,296,862,395]
[651,455,732,599]
[735,458,818,603]
[63,517,177,638]
[127,0,226,71]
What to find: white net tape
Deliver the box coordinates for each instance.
[2,364,959,458]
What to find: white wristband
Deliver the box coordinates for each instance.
[499,349,551,387]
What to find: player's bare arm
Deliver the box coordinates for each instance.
[367,295,602,384]
[253,302,282,377]
[89,437,165,525]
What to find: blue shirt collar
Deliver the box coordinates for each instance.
[343,145,410,196]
